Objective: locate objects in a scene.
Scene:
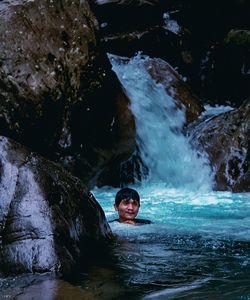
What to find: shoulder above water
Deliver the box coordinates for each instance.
[134,218,151,225]
[110,218,151,225]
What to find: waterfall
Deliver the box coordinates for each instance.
[109,54,213,191]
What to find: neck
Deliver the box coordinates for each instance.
[119,219,136,225]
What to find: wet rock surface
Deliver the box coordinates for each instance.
[143,58,204,124]
[190,98,250,192]
[0,136,113,275]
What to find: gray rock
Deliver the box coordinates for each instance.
[0,136,113,275]
[190,98,250,192]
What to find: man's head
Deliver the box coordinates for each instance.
[114,188,140,224]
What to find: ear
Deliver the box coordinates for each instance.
[114,204,118,211]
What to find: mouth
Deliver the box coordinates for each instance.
[126,211,135,214]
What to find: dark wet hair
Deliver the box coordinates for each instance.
[115,187,140,206]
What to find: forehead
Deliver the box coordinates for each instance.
[120,198,139,204]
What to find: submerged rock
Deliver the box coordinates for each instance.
[190,98,250,192]
[0,0,135,187]
[0,136,113,275]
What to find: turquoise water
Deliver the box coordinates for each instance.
[91,185,250,299]
[95,185,250,242]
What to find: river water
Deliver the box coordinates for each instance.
[92,185,250,299]
[1,55,249,299]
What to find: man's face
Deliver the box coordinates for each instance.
[114,198,140,224]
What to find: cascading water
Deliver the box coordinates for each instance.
[109,54,213,191]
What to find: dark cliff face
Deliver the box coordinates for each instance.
[0,0,135,187]
[0,136,113,275]
[91,0,250,107]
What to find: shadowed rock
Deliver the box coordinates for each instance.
[0,136,113,275]
[199,29,250,107]
[92,0,250,107]
[90,0,164,34]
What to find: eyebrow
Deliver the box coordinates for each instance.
[122,199,139,203]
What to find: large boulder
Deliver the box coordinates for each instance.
[189,98,250,192]
[0,136,113,275]
[0,0,135,187]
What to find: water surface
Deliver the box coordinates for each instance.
[91,184,250,299]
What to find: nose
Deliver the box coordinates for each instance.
[127,202,134,210]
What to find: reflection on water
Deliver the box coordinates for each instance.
[1,186,250,299]
[0,274,87,299]
[17,279,86,300]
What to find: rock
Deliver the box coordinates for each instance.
[92,0,250,107]
[0,0,136,187]
[0,136,113,275]
[93,0,202,91]
[224,29,250,46]
[224,29,250,81]
[90,0,164,34]
[189,98,250,192]
[167,1,250,106]
[100,26,164,57]
[100,26,195,70]
[143,58,204,124]
[198,29,250,107]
